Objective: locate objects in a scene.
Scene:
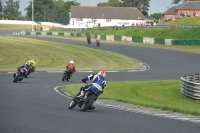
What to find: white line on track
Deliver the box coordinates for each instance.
[54,85,200,124]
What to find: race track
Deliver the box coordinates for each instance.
[1,33,200,133]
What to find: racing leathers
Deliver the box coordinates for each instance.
[79,74,106,97]
[77,73,106,110]
[27,60,36,71]
[66,63,76,76]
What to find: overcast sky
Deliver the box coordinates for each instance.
[14,0,175,15]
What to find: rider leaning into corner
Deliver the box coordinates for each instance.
[13,58,37,77]
[27,58,37,72]
[77,70,107,110]
[66,60,76,76]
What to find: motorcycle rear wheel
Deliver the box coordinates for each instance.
[80,94,96,112]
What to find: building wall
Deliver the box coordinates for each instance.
[69,18,147,28]
[162,14,176,21]
[176,10,200,18]
[162,10,200,21]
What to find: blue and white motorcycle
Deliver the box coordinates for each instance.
[68,83,102,111]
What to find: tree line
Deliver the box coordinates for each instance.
[0,0,198,24]
[0,0,79,24]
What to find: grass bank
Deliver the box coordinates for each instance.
[158,17,200,25]
[0,24,41,31]
[83,28,200,39]
[63,80,200,116]
[0,36,142,72]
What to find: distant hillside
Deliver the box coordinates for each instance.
[158,17,200,25]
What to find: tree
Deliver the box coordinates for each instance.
[98,0,150,17]
[25,0,80,23]
[0,0,2,19]
[56,1,80,24]
[172,0,200,4]
[25,0,55,22]
[3,0,22,20]
[149,13,162,20]
[121,0,150,17]
[97,0,123,7]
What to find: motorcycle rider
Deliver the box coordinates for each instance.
[27,58,37,72]
[77,70,107,110]
[96,38,100,46]
[66,60,76,77]
[13,62,30,78]
[87,36,91,44]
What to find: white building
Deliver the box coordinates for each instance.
[68,6,148,28]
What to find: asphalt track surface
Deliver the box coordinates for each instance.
[1,31,200,133]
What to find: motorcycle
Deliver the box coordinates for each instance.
[62,68,72,81]
[68,83,101,111]
[96,42,100,47]
[13,64,31,83]
[27,63,34,76]
[87,38,91,44]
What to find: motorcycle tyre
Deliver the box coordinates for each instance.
[13,73,21,83]
[80,94,96,112]
[68,99,78,109]
[62,74,66,81]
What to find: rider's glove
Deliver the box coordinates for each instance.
[82,79,86,83]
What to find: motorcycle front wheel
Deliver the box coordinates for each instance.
[80,94,96,112]
[62,73,66,81]
[68,99,78,109]
[13,73,21,83]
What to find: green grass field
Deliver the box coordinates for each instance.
[0,24,41,31]
[63,80,200,116]
[83,28,200,39]
[0,36,142,72]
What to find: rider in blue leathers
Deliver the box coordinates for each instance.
[77,70,107,110]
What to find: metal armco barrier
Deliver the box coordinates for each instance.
[180,74,200,100]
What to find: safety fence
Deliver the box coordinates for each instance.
[13,31,200,45]
[180,74,200,100]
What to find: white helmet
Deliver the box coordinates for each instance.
[70,60,74,64]
[98,70,106,78]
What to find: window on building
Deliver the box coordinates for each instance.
[76,18,83,21]
[92,19,97,23]
[106,19,111,22]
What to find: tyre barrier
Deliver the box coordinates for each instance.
[180,74,200,100]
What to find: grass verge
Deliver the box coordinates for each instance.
[62,80,200,116]
[0,36,142,72]
[0,24,41,31]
